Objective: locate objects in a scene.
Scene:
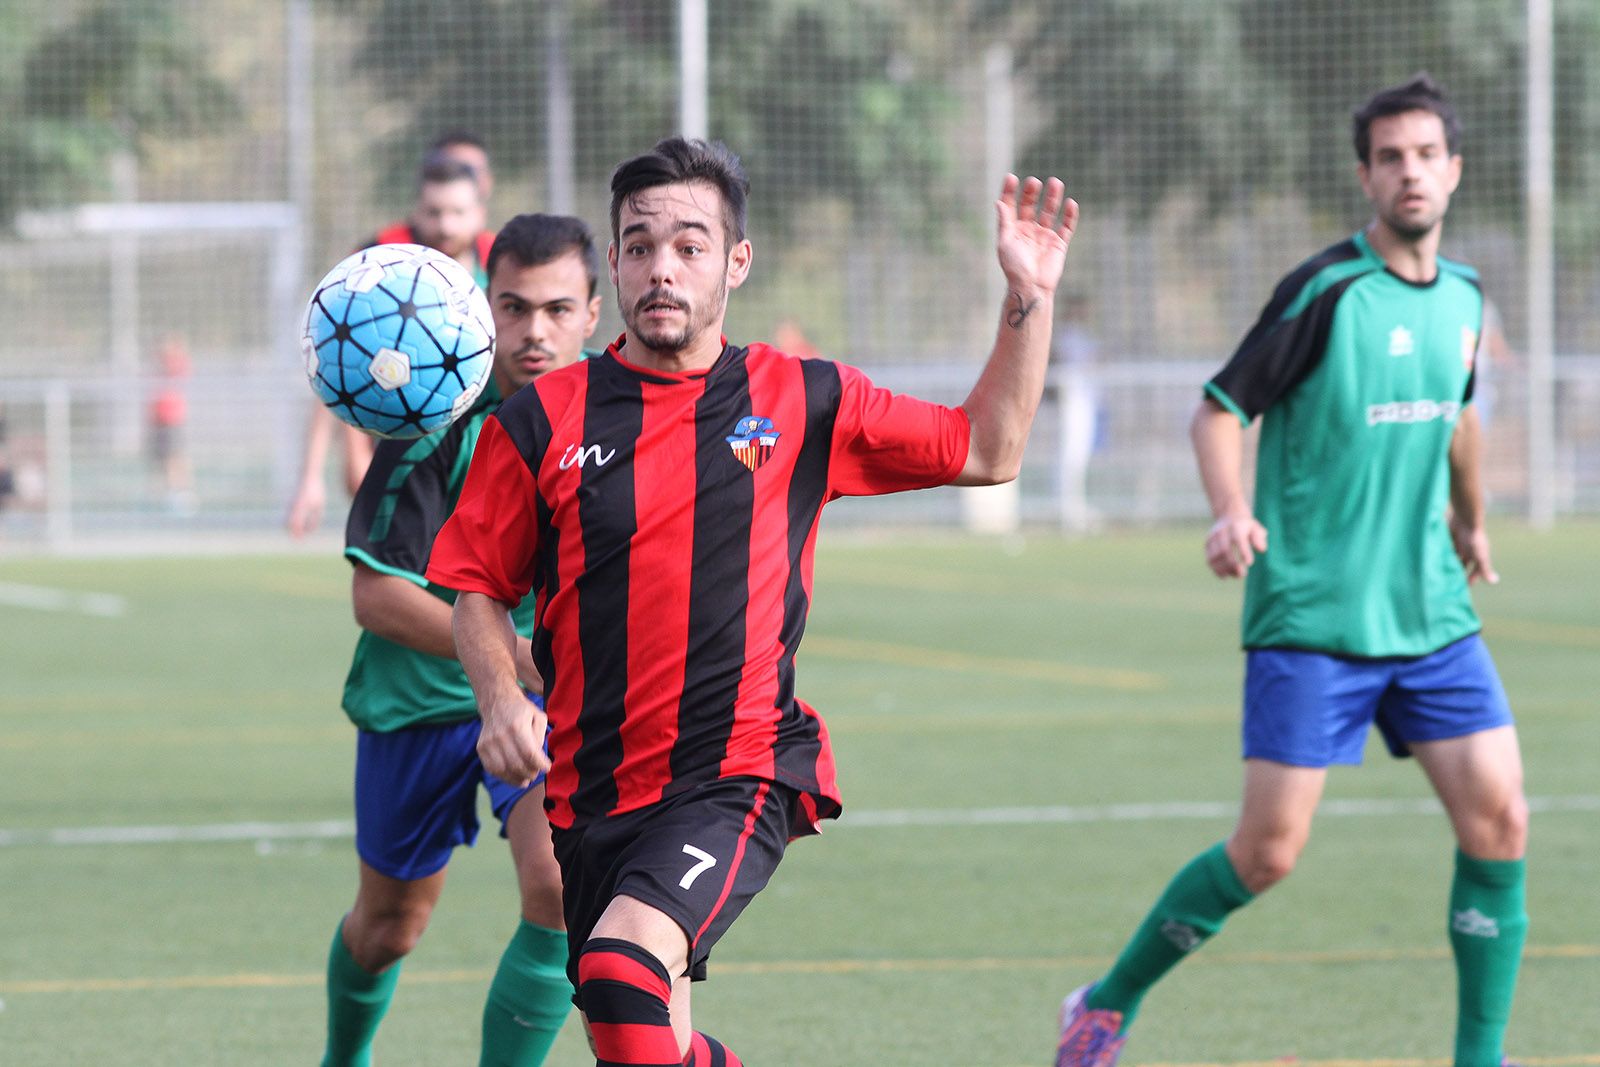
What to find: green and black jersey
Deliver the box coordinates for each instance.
[1206,230,1483,658]
[341,352,599,732]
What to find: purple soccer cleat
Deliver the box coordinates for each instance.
[1055,983,1127,1067]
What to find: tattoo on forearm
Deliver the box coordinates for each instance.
[1005,291,1039,329]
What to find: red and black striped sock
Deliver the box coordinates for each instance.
[575,938,681,1067]
[683,1031,744,1066]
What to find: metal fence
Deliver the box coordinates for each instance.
[1,0,1596,548]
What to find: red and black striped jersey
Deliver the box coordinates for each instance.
[427,337,970,832]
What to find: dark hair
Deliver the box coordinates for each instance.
[488,214,600,297]
[609,137,749,248]
[415,156,482,196]
[428,129,489,156]
[1352,73,1461,163]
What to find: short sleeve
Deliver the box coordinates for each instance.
[827,362,970,498]
[426,416,542,606]
[344,433,463,585]
[1208,261,1366,424]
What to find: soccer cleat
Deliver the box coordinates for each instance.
[1055,983,1127,1067]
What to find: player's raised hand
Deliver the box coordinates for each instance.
[477,690,551,787]
[1206,513,1268,579]
[995,174,1079,298]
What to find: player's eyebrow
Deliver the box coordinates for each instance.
[620,218,713,239]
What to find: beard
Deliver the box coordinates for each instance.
[622,279,727,355]
[1381,199,1444,241]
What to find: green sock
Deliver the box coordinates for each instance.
[322,921,401,1067]
[1087,841,1254,1029]
[1451,850,1528,1067]
[480,920,574,1066]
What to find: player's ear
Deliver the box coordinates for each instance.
[607,241,620,288]
[1446,152,1463,195]
[583,295,602,339]
[725,238,752,291]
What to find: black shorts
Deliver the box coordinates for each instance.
[551,776,798,987]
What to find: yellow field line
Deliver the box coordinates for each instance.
[821,560,1600,649]
[833,707,1237,734]
[0,690,328,716]
[5,944,1592,996]
[802,635,1165,692]
[820,561,1232,616]
[0,725,348,751]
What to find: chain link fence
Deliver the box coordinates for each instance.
[1,0,1596,547]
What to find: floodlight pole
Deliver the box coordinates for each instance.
[679,0,708,139]
[962,42,1022,535]
[1525,0,1556,527]
[546,1,576,215]
[281,0,315,498]
[109,149,141,456]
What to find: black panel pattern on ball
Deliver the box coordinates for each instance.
[310,286,378,428]
[305,245,494,440]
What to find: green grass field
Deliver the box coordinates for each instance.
[2,524,1597,1065]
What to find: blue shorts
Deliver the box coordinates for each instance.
[1242,634,1513,767]
[354,701,547,881]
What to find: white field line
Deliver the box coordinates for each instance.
[2,795,1596,848]
[0,581,126,617]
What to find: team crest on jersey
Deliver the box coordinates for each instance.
[1462,326,1478,371]
[725,415,781,472]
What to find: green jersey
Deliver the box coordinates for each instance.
[341,352,599,732]
[1205,230,1483,657]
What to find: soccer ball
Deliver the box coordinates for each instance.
[301,244,495,439]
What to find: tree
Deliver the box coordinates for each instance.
[974,0,1600,235]
[339,0,962,240]
[0,0,237,227]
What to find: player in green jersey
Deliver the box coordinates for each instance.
[1057,75,1527,1067]
[321,213,604,1067]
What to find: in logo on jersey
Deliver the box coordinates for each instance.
[725,415,781,472]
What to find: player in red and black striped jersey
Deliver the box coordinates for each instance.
[428,137,1079,1066]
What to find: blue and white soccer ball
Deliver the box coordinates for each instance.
[301,243,495,439]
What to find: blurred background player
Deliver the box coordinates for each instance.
[321,213,604,1067]
[428,128,495,202]
[1473,296,1514,433]
[429,138,1077,1067]
[0,401,14,526]
[147,334,196,514]
[287,140,497,538]
[1055,75,1527,1067]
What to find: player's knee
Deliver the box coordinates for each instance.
[1460,789,1529,860]
[346,904,433,970]
[1228,835,1302,893]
